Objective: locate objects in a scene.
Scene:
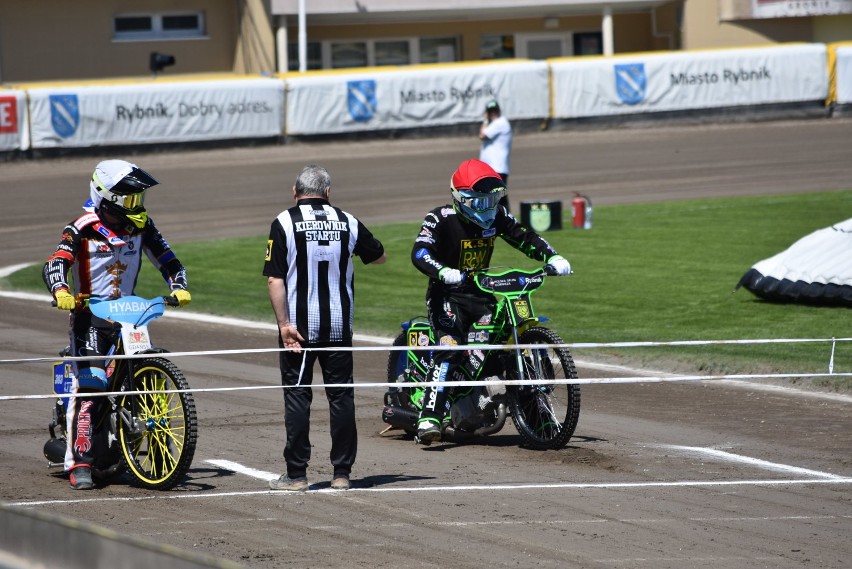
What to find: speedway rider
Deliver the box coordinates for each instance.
[42,160,191,490]
[411,159,571,444]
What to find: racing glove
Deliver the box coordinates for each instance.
[546,255,572,276]
[438,268,464,285]
[170,289,192,307]
[53,289,76,311]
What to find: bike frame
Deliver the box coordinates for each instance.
[398,267,550,388]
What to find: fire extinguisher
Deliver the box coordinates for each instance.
[571,193,592,229]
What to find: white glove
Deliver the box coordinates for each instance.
[547,255,572,276]
[439,268,464,285]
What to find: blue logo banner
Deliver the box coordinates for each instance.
[49,94,80,138]
[347,80,376,122]
[614,64,646,105]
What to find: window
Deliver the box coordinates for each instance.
[480,35,515,60]
[287,42,323,71]
[419,37,458,64]
[573,32,603,56]
[331,42,368,68]
[375,40,410,66]
[287,37,461,70]
[114,12,206,41]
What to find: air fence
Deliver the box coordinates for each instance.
[2,42,851,154]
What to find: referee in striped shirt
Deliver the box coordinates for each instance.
[264,164,386,491]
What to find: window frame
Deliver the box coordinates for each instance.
[113,12,207,42]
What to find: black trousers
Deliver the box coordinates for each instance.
[419,291,495,424]
[277,338,356,479]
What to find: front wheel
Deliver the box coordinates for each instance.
[117,357,198,490]
[507,327,580,450]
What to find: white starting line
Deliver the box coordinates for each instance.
[8,446,849,507]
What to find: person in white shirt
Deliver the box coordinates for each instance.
[479,99,513,212]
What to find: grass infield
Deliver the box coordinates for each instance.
[6,191,850,391]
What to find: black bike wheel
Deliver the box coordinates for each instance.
[507,327,580,450]
[385,332,419,436]
[117,357,197,490]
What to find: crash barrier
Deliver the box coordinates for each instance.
[1,337,849,402]
[1,41,850,153]
[0,503,244,569]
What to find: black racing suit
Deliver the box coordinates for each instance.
[411,204,560,429]
[43,212,188,473]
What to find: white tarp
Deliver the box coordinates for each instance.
[285,60,549,135]
[551,44,828,119]
[0,90,29,151]
[28,78,285,148]
[836,45,852,104]
[736,218,852,306]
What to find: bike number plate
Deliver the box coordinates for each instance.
[121,324,152,354]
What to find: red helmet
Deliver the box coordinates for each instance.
[450,159,506,229]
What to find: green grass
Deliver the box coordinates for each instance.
[7,191,851,390]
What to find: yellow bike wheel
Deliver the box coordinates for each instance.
[117,357,197,490]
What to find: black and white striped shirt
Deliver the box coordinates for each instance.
[263,198,384,343]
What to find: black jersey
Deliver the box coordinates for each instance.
[263,197,384,343]
[411,204,558,295]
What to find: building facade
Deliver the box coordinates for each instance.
[1,0,849,84]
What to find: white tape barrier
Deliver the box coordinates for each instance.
[1,339,850,402]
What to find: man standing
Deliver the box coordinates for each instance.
[264,165,386,491]
[479,99,513,212]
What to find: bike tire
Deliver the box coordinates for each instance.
[117,357,198,490]
[385,332,419,436]
[506,327,581,450]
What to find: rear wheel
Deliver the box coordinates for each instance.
[385,333,420,436]
[507,327,580,450]
[117,357,197,490]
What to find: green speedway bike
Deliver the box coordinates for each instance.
[382,267,580,450]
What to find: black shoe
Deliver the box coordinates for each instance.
[69,466,94,490]
[415,421,441,445]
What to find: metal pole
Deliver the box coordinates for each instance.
[602,5,614,56]
[298,0,307,72]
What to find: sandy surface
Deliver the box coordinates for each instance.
[1,119,851,568]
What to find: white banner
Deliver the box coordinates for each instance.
[285,61,549,135]
[28,78,285,149]
[836,45,852,104]
[551,44,828,119]
[751,0,852,18]
[0,90,29,151]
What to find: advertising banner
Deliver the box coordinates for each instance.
[0,89,29,151]
[551,44,828,119]
[28,78,285,149]
[836,45,852,104]
[751,0,852,18]
[284,60,549,135]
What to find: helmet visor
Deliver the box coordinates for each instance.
[455,190,504,213]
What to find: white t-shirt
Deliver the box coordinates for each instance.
[479,116,513,175]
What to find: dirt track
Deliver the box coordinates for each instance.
[1,119,851,568]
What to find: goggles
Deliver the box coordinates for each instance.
[96,187,145,211]
[453,189,505,212]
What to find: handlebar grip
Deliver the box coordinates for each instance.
[543,264,559,276]
[164,295,180,307]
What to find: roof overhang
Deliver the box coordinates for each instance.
[270,0,673,24]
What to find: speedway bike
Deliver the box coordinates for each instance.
[44,295,198,490]
[382,266,580,450]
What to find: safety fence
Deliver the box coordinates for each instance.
[2,42,851,153]
[1,337,849,402]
